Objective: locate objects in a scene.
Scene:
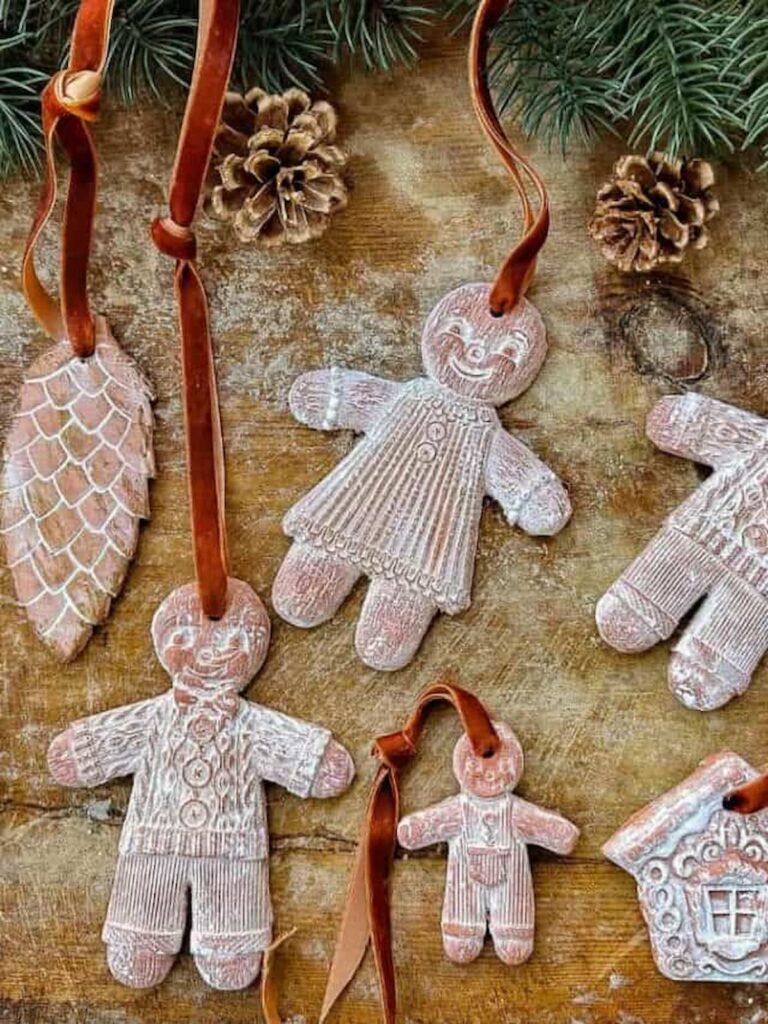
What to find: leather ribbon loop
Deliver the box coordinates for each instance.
[469,0,550,316]
[151,217,198,262]
[22,1,115,356]
[320,673,499,1024]
[724,774,768,815]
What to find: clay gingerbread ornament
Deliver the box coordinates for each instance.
[597,393,768,711]
[398,721,579,965]
[47,578,354,991]
[273,282,571,671]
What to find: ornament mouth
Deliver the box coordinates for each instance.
[448,354,493,381]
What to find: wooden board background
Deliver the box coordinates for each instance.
[2,30,768,1024]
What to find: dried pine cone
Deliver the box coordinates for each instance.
[208,87,348,246]
[588,153,720,273]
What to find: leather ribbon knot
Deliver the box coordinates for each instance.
[320,673,499,1024]
[49,69,102,121]
[151,217,197,262]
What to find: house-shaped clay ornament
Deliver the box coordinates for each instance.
[603,751,768,982]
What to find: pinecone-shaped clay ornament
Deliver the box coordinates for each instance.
[208,87,348,246]
[588,153,719,273]
[273,283,572,671]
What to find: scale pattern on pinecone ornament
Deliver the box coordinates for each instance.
[1,318,154,659]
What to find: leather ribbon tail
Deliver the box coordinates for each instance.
[469,0,550,316]
[151,0,240,619]
[319,674,499,1023]
[724,774,768,814]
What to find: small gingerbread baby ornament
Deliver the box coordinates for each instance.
[397,721,578,965]
[273,283,571,670]
[47,578,354,991]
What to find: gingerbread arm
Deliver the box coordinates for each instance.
[47,695,161,788]
[397,796,463,850]
[646,393,768,468]
[246,702,354,799]
[512,796,579,854]
[486,429,571,536]
[289,368,403,434]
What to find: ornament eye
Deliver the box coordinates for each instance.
[440,316,471,344]
[493,329,528,362]
[168,626,196,649]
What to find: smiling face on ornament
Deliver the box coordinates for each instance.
[453,721,524,799]
[152,579,271,691]
[420,283,547,405]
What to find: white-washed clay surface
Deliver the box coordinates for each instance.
[397,721,579,965]
[597,393,768,711]
[1,316,154,660]
[604,751,768,982]
[273,282,571,670]
[46,577,354,990]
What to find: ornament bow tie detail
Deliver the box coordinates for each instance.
[173,677,239,719]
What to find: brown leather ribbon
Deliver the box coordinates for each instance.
[151,0,240,618]
[724,774,768,814]
[22,0,116,356]
[320,673,499,1024]
[469,0,550,316]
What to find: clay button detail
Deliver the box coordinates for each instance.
[415,442,437,463]
[179,799,209,829]
[183,757,212,788]
[189,716,215,744]
[427,421,447,442]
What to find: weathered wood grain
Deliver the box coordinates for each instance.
[2,30,768,1024]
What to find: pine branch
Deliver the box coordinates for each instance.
[489,0,622,152]
[594,1,744,156]
[235,0,333,93]
[329,1,438,71]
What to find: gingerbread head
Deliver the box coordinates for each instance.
[452,720,524,798]
[151,578,271,692]
[420,283,547,405]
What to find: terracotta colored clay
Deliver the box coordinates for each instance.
[396,721,578,965]
[47,578,354,991]
[597,393,768,711]
[273,282,571,670]
[1,317,154,660]
[603,751,768,982]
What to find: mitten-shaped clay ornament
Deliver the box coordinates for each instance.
[47,578,354,991]
[397,722,579,965]
[273,283,571,670]
[597,393,768,711]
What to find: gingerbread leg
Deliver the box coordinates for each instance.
[355,577,438,671]
[668,576,768,710]
[190,857,271,991]
[441,850,487,964]
[488,850,534,966]
[102,854,186,988]
[272,542,360,628]
[596,528,720,653]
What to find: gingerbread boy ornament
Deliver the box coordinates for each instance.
[48,578,354,990]
[597,393,768,710]
[273,283,571,670]
[398,721,579,965]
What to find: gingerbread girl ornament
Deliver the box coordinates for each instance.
[273,283,571,670]
[48,578,354,990]
[598,393,768,710]
[398,721,579,965]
